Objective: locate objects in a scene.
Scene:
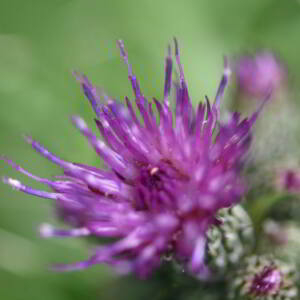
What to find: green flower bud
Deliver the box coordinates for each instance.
[206,205,254,274]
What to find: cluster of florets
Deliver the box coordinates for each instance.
[4,40,258,277]
[2,39,264,278]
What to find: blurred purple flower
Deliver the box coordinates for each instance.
[277,169,300,193]
[236,52,284,99]
[2,39,262,278]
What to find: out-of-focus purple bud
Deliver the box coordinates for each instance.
[236,52,284,99]
[276,169,300,193]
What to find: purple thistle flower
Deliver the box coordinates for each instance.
[250,266,282,296]
[277,169,300,193]
[2,39,263,278]
[231,255,297,299]
[236,52,284,99]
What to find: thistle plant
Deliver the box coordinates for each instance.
[2,39,298,300]
[1,39,264,279]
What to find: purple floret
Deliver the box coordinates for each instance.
[2,39,263,278]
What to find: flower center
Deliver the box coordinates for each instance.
[140,167,163,190]
[134,166,173,211]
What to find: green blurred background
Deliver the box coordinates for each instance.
[1,0,300,299]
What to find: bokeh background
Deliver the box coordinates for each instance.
[1,0,300,299]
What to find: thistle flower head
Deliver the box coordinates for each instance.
[250,266,282,296]
[276,168,300,193]
[236,52,284,99]
[230,255,298,300]
[2,39,263,278]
